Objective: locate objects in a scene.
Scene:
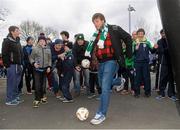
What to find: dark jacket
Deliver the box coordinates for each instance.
[91,24,133,66]
[23,44,33,67]
[50,44,64,74]
[73,41,89,66]
[62,51,74,74]
[157,37,171,66]
[133,39,155,63]
[1,34,23,67]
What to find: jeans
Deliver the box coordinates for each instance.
[6,64,22,102]
[97,60,118,116]
[52,68,60,94]
[74,68,90,95]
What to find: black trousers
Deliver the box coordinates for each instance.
[89,72,101,94]
[18,65,35,93]
[155,63,160,89]
[34,70,46,101]
[25,65,35,92]
[134,62,151,95]
[60,71,73,100]
[159,65,175,97]
[122,68,134,91]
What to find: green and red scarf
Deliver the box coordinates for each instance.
[85,23,108,57]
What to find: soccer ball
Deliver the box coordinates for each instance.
[81,59,90,69]
[76,107,89,121]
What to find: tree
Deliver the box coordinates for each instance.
[0,8,9,21]
[134,18,160,44]
[134,17,150,37]
[20,20,59,44]
[0,8,9,30]
[20,20,43,44]
[44,26,59,40]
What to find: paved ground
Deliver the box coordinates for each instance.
[0,73,180,129]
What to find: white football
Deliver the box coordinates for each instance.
[81,59,90,69]
[76,107,89,121]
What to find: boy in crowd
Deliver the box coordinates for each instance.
[29,34,52,108]
[22,36,35,94]
[2,26,24,105]
[156,29,178,101]
[51,39,64,99]
[73,34,90,97]
[88,44,101,99]
[59,42,74,103]
[120,42,135,95]
[133,28,158,98]
[60,31,73,47]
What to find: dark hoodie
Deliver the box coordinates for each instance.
[1,34,23,67]
[72,41,89,66]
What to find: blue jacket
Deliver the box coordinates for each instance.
[23,44,33,66]
[134,38,155,63]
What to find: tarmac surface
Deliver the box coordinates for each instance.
[0,73,180,129]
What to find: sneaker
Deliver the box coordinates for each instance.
[156,95,165,100]
[27,92,32,95]
[96,95,101,101]
[56,95,62,99]
[16,97,24,104]
[90,113,106,125]
[62,98,74,103]
[134,94,140,98]
[130,90,135,96]
[144,93,151,98]
[120,90,129,95]
[5,100,19,106]
[88,93,96,99]
[59,97,66,101]
[41,98,48,104]
[115,78,125,92]
[168,96,179,102]
[55,92,62,99]
[33,100,40,108]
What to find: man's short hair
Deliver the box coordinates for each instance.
[8,26,19,33]
[60,31,69,39]
[137,28,145,35]
[26,36,34,43]
[92,13,106,22]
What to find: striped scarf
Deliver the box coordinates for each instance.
[85,23,108,57]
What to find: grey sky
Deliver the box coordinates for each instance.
[0,0,162,47]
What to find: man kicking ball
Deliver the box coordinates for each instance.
[85,13,133,125]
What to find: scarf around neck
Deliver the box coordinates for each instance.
[85,23,108,57]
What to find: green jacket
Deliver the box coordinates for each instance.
[123,43,134,69]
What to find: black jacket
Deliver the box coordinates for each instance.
[73,41,90,66]
[1,34,23,67]
[92,24,133,66]
[157,37,171,66]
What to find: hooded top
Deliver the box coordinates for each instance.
[1,34,23,67]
